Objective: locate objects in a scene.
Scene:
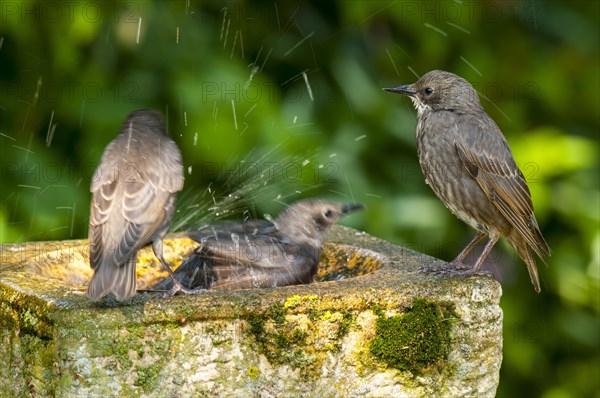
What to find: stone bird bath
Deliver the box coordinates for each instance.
[0,226,502,397]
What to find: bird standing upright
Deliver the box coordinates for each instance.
[150,199,364,291]
[88,109,192,300]
[384,70,550,292]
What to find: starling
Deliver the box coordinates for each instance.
[384,70,550,292]
[150,199,364,291]
[88,109,193,300]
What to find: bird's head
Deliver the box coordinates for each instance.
[275,200,364,248]
[122,109,169,136]
[384,70,482,116]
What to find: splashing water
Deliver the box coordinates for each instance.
[170,140,341,232]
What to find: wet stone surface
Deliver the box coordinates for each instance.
[0,226,502,397]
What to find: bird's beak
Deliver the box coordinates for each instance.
[383,85,416,97]
[341,203,365,215]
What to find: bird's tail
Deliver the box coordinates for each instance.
[88,256,137,301]
[509,215,550,294]
[533,220,551,260]
[509,238,541,293]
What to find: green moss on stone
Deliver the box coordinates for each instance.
[308,308,323,321]
[20,333,56,395]
[371,303,384,317]
[247,313,266,340]
[274,332,289,349]
[134,363,162,390]
[338,310,353,336]
[244,299,356,379]
[369,299,452,372]
[271,303,286,325]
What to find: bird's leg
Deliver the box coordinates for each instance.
[422,232,485,273]
[152,239,205,296]
[447,232,487,270]
[454,233,499,278]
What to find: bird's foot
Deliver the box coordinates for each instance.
[452,267,493,278]
[165,283,206,297]
[421,260,492,277]
[421,259,470,273]
[137,288,168,294]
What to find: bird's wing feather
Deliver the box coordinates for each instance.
[120,135,183,257]
[454,116,548,259]
[88,221,104,270]
[154,139,185,193]
[89,144,121,270]
[187,220,277,243]
[90,140,120,225]
[117,170,177,262]
[200,236,309,268]
[90,131,183,268]
[196,237,314,289]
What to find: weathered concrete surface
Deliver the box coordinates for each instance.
[0,226,502,397]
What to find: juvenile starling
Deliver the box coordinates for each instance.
[384,70,550,292]
[151,199,364,291]
[88,109,193,300]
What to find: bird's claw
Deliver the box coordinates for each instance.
[164,284,206,297]
[421,260,470,273]
[421,261,492,278]
[454,269,494,278]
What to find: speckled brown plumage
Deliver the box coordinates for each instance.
[385,70,550,292]
[88,110,184,300]
[151,200,364,291]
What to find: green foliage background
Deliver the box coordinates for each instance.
[0,1,598,396]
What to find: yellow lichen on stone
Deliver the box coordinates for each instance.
[284,295,318,309]
[317,243,385,281]
[247,366,259,379]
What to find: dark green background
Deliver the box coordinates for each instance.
[1,1,598,396]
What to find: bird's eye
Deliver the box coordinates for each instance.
[424,87,433,95]
[324,210,334,218]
